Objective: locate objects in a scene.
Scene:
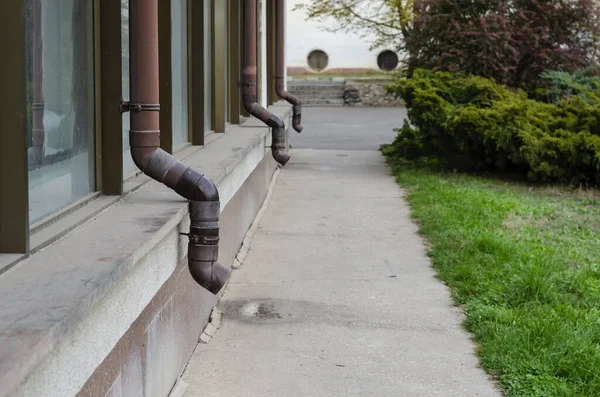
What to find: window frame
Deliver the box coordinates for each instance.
[0,0,245,259]
[0,0,30,254]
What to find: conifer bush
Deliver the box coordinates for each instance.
[386,69,600,184]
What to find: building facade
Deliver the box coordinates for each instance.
[0,1,294,396]
[286,0,401,74]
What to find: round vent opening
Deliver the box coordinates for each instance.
[377,50,399,71]
[307,49,329,72]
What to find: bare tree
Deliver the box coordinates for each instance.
[293,0,414,51]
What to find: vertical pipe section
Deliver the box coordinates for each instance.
[242,0,290,166]
[128,0,230,294]
[275,0,303,133]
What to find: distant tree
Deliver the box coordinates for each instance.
[406,0,600,87]
[293,0,415,51]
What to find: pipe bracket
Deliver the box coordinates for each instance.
[120,99,161,113]
[180,233,219,245]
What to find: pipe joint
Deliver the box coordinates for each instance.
[175,169,219,202]
[189,200,220,222]
[268,113,285,129]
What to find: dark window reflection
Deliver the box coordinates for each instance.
[122,0,137,179]
[25,0,96,222]
[204,0,212,132]
[172,0,189,149]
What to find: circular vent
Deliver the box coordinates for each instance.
[307,49,329,72]
[377,50,399,71]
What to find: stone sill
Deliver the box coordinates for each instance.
[0,103,291,397]
[0,131,231,276]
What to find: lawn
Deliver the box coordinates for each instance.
[390,165,600,396]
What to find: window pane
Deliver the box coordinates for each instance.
[204,0,212,132]
[122,0,136,179]
[172,0,189,149]
[25,0,96,223]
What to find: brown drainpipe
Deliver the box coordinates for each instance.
[243,0,290,166]
[126,0,230,294]
[275,0,303,133]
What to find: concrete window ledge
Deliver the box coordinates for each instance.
[0,104,291,397]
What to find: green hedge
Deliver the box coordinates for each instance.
[385,69,600,184]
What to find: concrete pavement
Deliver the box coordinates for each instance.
[179,108,501,397]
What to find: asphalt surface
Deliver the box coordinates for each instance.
[180,107,501,397]
[289,107,406,150]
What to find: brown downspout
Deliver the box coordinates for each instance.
[126,0,230,294]
[243,0,290,166]
[275,0,303,133]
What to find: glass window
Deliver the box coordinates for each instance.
[122,0,136,179]
[25,0,96,223]
[172,0,189,149]
[204,0,212,132]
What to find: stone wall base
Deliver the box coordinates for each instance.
[344,79,405,107]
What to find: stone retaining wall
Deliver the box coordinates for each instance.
[344,79,405,107]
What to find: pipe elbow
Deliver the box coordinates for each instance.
[130,130,162,172]
[188,254,231,295]
[141,148,219,202]
[292,119,303,133]
[275,86,287,101]
[242,100,253,115]
[187,200,228,294]
[271,126,290,166]
[268,113,285,129]
[274,89,303,133]
[131,147,155,173]
[272,147,291,166]
[292,104,303,133]
[247,102,285,130]
[175,168,219,202]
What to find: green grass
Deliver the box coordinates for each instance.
[390,164,600,396]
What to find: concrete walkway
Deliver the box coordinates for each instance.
[180,108,501,397]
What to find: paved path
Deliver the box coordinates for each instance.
[289,107,408,151]
[180,108,501,397]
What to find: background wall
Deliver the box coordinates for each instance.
[286,0,394,73]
